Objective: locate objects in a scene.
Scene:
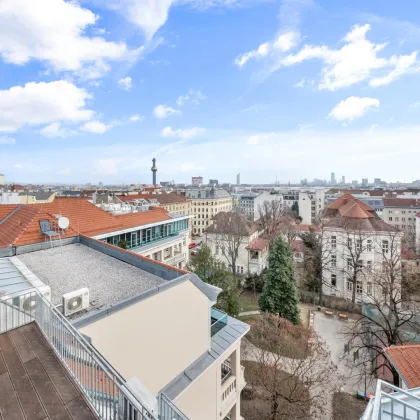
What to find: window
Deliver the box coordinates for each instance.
[347,281,353,291]
[382,240,389,254]
[331,255,337,268]
[347,258,352,270]
[389,210,393,214]
[357,260,363,269]
[356,281,363,295]
[331,274,337,287]
[367,261,372,272]
[356,239,362,252]
[402,217,406,222]
[331,236,336,249]
[389,217,393,221]
[348,238,352,248]
[402,210,406,214]
[367,282,372,295]
[367,240,372,252]
[395,217,399,222]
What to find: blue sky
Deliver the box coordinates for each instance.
[1,0,420,185]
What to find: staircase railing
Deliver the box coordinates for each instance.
[0,291,189,420]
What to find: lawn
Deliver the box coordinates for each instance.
[332,392,367,420]
[238,290,261,313]
[241,361,311,420]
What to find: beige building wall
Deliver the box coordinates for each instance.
[80,280,210,394]
[191,198,233,234]
[19,193,56,204]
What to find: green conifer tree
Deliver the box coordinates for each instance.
[259,236,301,324]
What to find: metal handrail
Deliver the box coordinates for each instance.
[0,290,189,420]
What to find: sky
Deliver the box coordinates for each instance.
[1,0,420,185]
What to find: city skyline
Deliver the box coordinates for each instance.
[2,1,420,183]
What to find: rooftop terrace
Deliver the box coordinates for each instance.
[17,244,165,318]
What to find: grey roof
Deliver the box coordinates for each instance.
[162,315,249,399]
[18,191,55,200]
[185,189,231,199]
[17,244,165,318]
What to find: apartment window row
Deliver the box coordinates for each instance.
[347,280,372,295]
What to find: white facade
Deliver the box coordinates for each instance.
[234,191,283,221]
[299,190,325,224]
[206,229,268,275]
[0,174,4,187]
[322,228,402,303]
[0,191,20,204]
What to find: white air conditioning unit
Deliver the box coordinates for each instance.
[63,288,89,316]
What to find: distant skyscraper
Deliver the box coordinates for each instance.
[209,179,219,186]
[341,176,345,184]
[374,178,381,185]
[362,178,368,186]
[192,176,203,186]
[151,158,157,185]
[331,172,336,185]
[237,173,240,185]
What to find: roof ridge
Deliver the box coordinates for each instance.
[12,205,43,244]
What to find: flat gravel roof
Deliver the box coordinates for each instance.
[18,244,165,316]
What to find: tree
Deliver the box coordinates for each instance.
[291,201,300,220]
[242,314,337,420]
[188,245,240,316]
[207,212,250,278]
[257,200,286,245]
[259,236,301,325]
[244,268,267,293]
[342,231,420,386]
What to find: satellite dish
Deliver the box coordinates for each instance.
[58,216,70,230]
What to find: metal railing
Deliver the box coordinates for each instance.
[211,307,228,336]
[0,290,189,420]
[362,380,420,420]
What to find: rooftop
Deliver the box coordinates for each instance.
[0,323,97,420]
[17,244,166,318]
[118,192,190,205]
[383,198,420,208]
[385,345,420,389]
[185,188,231,199]
[206,211,259,236]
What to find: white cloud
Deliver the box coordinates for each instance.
[247,135,260,145]
[153,104,181,119]
[81,120,114,134]
[281,24,418,90]
[118,76,133,90]
[0,136,16,145]
[176,89,206,106]
[329,96,380,122]
[96,158,118,174]
[179,162,204,172]
[39,122,77,138]
[0,81,93,133]
[161,126,205,139]
[14,163,23,169]
[234,31,299,67]
[57,168,72,175]
[129,114,144,122]
[0,0,137,78]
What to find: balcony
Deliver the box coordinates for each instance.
[362,380,420,419]
[211,307,228,336]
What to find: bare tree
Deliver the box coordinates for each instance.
[257,200,288,245]
[208,212,250,278]
[242,314,338,420]
[342,231,420,386]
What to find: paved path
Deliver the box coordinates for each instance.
[238,310,260,316]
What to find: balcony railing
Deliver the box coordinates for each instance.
[211,307,228,336]
[0,291,189,420]
[165,253,186,266]
[362,380,420,420]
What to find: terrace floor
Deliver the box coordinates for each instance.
[0,322,97,420]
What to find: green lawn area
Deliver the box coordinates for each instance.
[332,392,367,420]
[238,290,261,312]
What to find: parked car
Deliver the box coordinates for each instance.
[189,243,196,249]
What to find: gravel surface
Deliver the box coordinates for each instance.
[18,244,165,314]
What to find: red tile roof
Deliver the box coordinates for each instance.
[295,224,321,232]
[0,204,19,221]
[118,192,190,205]
[247,237,268,251]
[385,345,420,388]
[383,198,420,208]
[327,193,374,212]
[0,198,176,247]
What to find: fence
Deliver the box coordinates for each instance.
[0,291,188,420]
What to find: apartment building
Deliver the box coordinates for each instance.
[118,191,192,217]
[299,189,326,224]
[232,191,283,221]
[383,198,420,239]
[0,190,56,204]
[0,236,249,420]
[185,188,233,234]
[206,212,268,275]
[0,197,192,269]
[321,194,401,304]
